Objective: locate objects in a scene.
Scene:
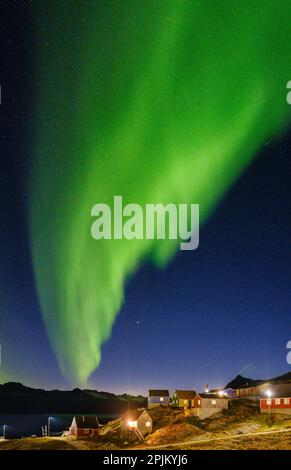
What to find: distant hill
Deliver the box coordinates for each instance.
[226,372,291,390]
[0,382,146,414]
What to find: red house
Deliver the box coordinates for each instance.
[70,416,100,439]
[260,384,291,415]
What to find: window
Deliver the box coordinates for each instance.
[184,400,188,405]
[160,397,164,402]
[84,429,89,434]
[211,400,216,405]
[275,398,281,405]
[284,398,290,405]
[146,421,151,427]
[266,399,271,405]
[197,400,201,405]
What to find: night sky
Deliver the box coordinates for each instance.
[1,1,291,395]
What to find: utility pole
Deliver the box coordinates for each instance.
[48,417,52,437]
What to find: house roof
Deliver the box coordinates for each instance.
[259,383,291,399]
[148,389,169,397]
[122,409,149,421]
[74,416,100,429]
[174,390,196,399]
[198,393,226,399]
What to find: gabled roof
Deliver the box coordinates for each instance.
[260,383,291,399]
[174,390,196,399]
[198,393,226,399]
[148,389,169,397]
[122,409,149,421]
[74,416,100,429]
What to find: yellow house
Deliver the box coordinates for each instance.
[172,390,196,408]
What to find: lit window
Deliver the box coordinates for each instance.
[266,399,271,405]
[160,397,164,402]
[198,400,201,405]
[284,398,290,405]
[184,400,188,405]
[211,400,216,405]
[146,421,151,427]
[275,398,281,405]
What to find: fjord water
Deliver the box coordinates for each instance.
[0,414,116,439]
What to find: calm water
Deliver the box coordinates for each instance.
[0,414,117,439]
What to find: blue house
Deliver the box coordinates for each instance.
[148,390,170,408]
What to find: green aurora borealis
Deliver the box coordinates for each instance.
[29,1,291,384]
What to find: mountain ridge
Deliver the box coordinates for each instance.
[0,381,146,414]
[2,371,291,413]
[225,372,291,389]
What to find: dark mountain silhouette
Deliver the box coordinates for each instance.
[0,382,146,414]
[226,372,291,389]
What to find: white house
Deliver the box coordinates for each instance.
[193,393,228,419]
[148,389,170,408]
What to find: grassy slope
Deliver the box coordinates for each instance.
[0,437,74,450]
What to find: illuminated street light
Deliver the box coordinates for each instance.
[127,420,137,428]
[266,390,272,418]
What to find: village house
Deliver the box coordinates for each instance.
[121,409,153,441]
[148,389,170,408]
[234,382,270,399]
[172,390,196,409]
[260,384,291,415]
[70,416,100,439]
[193,393,229,419]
